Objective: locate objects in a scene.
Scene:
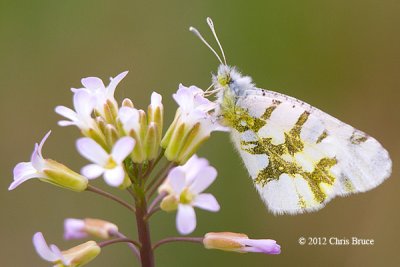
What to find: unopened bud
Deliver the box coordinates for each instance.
[148,92,163,139]
[122,98,134,108]
[64,218,119,240]
[84,219,119,239]
[138,110,147,141]
[160,195,179,212]
[203,232,281,254]
[105,124,119,147]
[144,123,159,160]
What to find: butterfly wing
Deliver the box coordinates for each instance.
[227,89,392,215]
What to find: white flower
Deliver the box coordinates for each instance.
[159,155,220,235]
[55,90,96,132]
[172,84,217,125]
[72,71,128,118]
[76,137,135,187]
[9,131,88,192]
[162,84,228,164]
[33,232,100,267]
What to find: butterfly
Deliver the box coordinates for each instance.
[189,18,392,215]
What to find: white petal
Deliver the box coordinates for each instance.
[9,162,42,190]
[74,90,95,116]
[111,137,135,163]
[81,76,105,90]
[76,138,109,165]
[107,71,128,98]
[38,131,52,154]
[54,106,78,121]
[8,174,40,190]
[58,120,76,127]
[167,168,186,194]
[179,155,209,183]
[104,166,125,187]
[176,204,196,235]
[81,164,104,179]
[118,107,140,133]
[173,85,194,112]
[189,166,217,194]
[13,162,36,180]
[31,144,46,171]
[32,232,59,262]
[192,193,220,212]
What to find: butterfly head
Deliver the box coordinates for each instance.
[213,64,254,97]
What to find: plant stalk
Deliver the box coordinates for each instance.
[135,189,155,267]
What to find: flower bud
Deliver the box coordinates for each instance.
[64,218,119,240]
[122,98,134,108]
[144,123,159,160]
[105,124,119,147]
[95,116,107,135]
[102,99,118,125]
[139,109,148,141]
[160,194,179,212]
[203,232,281,254]
[118,107,146,163]
[148,92,163,140]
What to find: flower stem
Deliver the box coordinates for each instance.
[134,187,155,267]
[109,230,141,260]
[86,184,136,212]
[98,237,141,248]
[152,237,204,250]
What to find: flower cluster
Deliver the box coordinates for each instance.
[9,71,280,266]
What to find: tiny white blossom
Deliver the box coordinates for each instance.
[72,71,128,117]
[9,131,88,192]
[55,90,96,131]
[162,84,228,163]
[159,155,220,235]
[76,137,135,187]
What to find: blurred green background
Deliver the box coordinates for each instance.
[1,0,399,266]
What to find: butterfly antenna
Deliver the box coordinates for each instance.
[189,26,224,65]
[206,17,227,65]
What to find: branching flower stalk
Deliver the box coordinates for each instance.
[9,71,280,267]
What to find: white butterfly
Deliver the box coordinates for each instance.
[190,18,392,215]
